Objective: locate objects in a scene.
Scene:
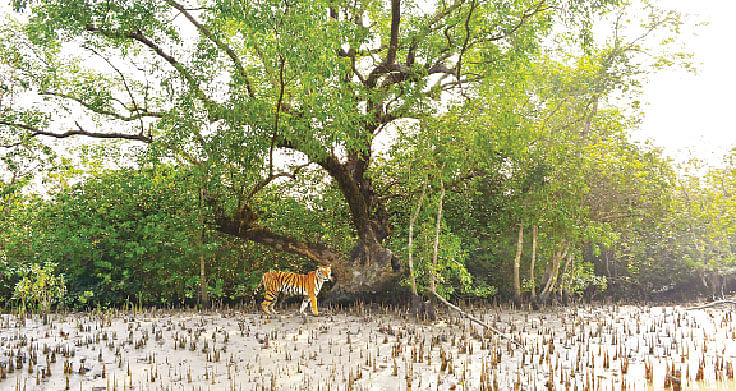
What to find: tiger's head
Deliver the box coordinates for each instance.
[316,265,333,282]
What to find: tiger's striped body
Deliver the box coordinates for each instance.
[260,266,332,315]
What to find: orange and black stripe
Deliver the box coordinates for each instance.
[260,266,332,316]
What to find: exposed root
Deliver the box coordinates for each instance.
[685,300,736,310]
[431,291,520,346]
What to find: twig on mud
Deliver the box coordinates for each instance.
[685,300,736,310]
[431,291,520,346]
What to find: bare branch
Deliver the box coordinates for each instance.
[82,44,149,133]
[165,0,255,97]
[85,25,220,114]
[472,1,548,46]
[455,0,477,79]
[430,291,520,345]
[424,0,466,35]
[39,91,163,122]
[0,121,152,143]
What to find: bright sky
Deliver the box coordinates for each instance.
[633,0,736,167]
[1,1,733,168]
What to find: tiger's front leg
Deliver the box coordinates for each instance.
[299,300,310,315]
[309,292,319,316]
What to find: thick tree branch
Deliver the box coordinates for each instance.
[366,63,410,88]
[275,137,343,177]
[276,136,376,248]
[386,0,401,65]
[275,140,375,247]
[246,163,310,201]
[210,197,344,265]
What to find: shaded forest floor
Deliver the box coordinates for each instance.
[1,303,735,391]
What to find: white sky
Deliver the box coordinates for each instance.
[2,1,734,168]
[632,0,736,167]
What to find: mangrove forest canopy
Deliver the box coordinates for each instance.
[0,0,734,309]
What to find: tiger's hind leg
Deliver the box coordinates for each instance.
[299,300,310,316]
[262,290,277,314]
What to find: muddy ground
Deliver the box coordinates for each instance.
[1,302,735,390]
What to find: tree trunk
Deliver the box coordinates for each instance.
[568,252,577,301]
[319,156,401,294]
[198,188,210,310]
[560,252,573,302]
[530,225,537,296]
[538,241,568,304]
[513,221,524,305]
[407,182,426,314]
[200,251,209,309]
[431,179,446,294]
[212,144,402,296]
[408,184,427,296]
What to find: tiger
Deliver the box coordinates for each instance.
[259,265,333,316]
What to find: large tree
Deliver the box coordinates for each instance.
[1,0,670,293]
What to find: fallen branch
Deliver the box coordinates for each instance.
[685,300,736,310]
[431,291,519,345]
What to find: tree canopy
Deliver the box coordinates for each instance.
[1,0,732,308]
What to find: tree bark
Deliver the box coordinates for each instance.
[560,251,573,301]
[276,136,399,286]
[200,251,209,309]
[538,241,568,304]
[314,154,401,294]
[198,188,210,310]
[513,221,524,305]
[408,184,427,296]
[530,225,537,296]
[214,210,399,293]
[567,252,577,300]
[431,178,446,294]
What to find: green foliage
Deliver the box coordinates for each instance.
[393,217,496,299]
[11,262,66,314]
[0,0,716,307]
[0,161,352,307]
[565,262,607,295]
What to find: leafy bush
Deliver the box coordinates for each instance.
[11,262,66,313]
